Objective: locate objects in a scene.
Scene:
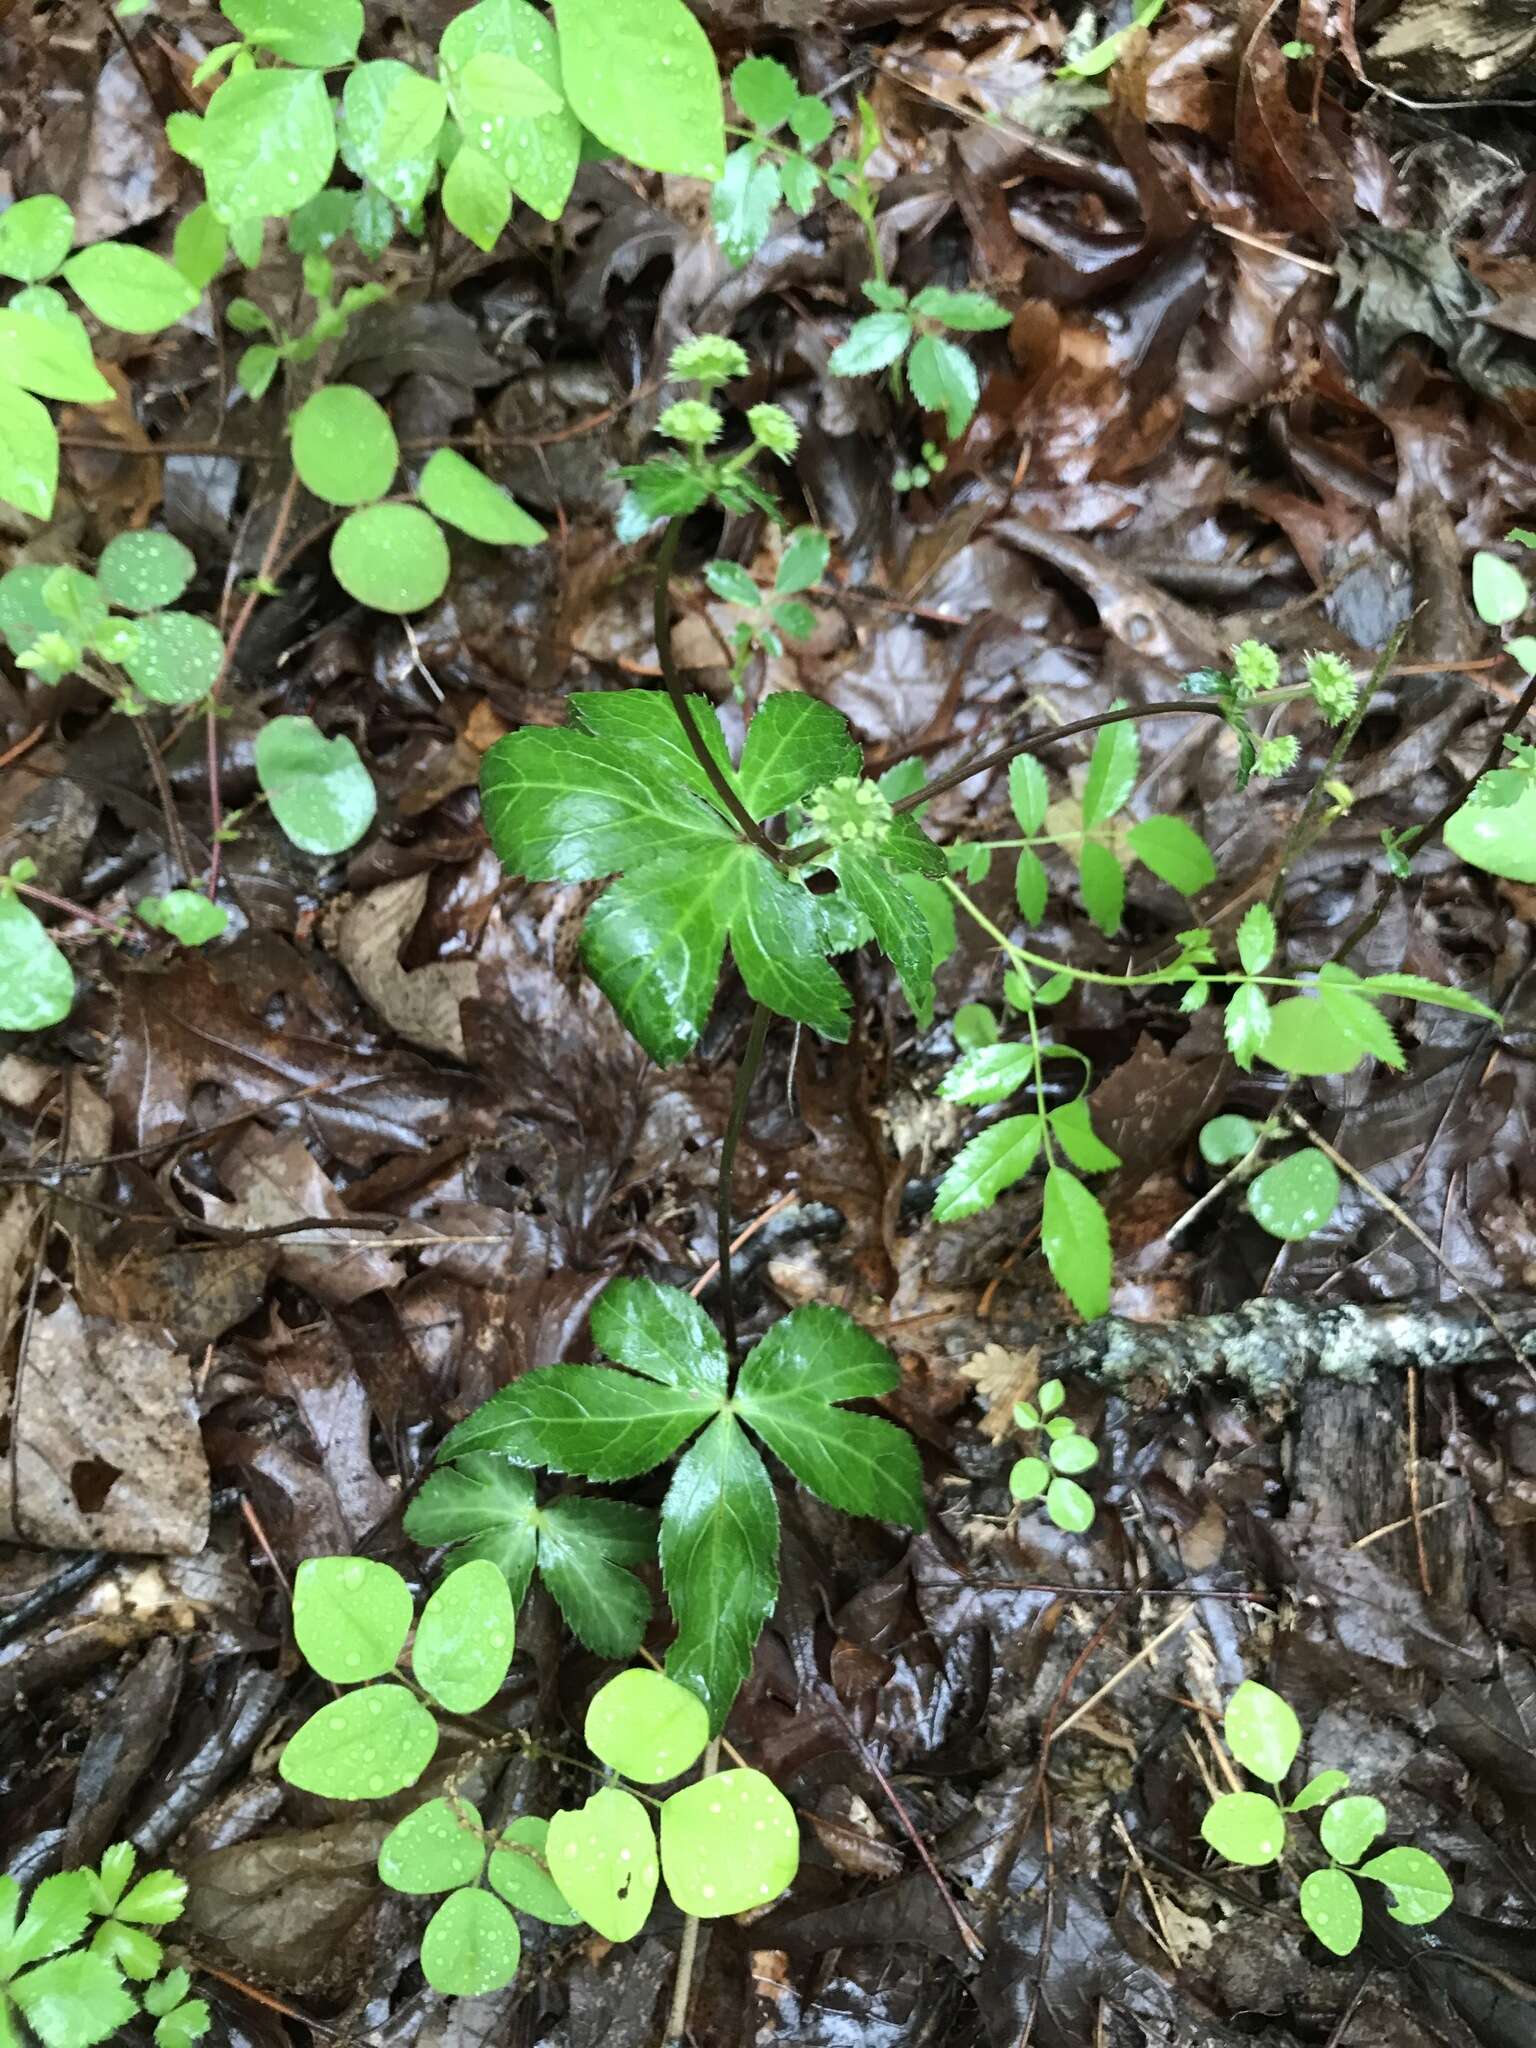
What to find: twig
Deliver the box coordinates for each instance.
[1052,1605,1195,1742]
[0,723,48,770]
[689,1190,798,1300]
[135,718,198,885]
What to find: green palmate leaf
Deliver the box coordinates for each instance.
[1082,718,1139,825]
[1224,983,1271,1071]
[828,311,913,375]
[738,691,859,818]
[1444,778,1536,882]
[0,893,74,1032]
[534,1496,654,1658]
[1319,1795,1387,1867]
[731,55,800,130]
[738,1302,900,1406]
[200,69,337,222]
[1224,1680,1301,1783]
[1300,1867,1362,1956]
[712,147,780,267]
[98,531,195,611]
[331,503,450,612]
[1041,1164,1112,1319]
[570,690,738,812]
[661,1414,779,1731]
[9,1952,136,2048]
[1247,1148,1339,1240]
[585,1669,709,1783]
[660,1769,799,1916]
[1009,754,1049,834]
[2,1874,92,1970]
[222,0,363,65]
[940,1042,1039,1107]
[418,448,546,544]
[934,1115,1043,1221]
[172,204,227,289]
[835,845,934,1027]
[551,0,725,179]
[61,245,198,335]
[1077,840,1125,935]
[420,1888,520,1997]
[1200,1113,1260,1166]
[340,63,445,215]
[441,142,511,250]
[378,1796,486,1894]
[1260,991,1398,1076]
[591,1276,728,1395]
[1046,1474,1094,1531]
[1471,550,1528,627]
[907,333,980,437]
[776,526,830,596]
[487,1818,582,1926]
[254,714,377,855]
[121,612,223,705]
[0,306,113,403]
[404,1455,539,1600]
[1357,1846,1453,1924]
[292,1557,412,1682]
[1238,907,1276,979]
[1290,1769,1350,1812]
[1048,1097,1121,1175]
[438,0,582,221]
[1201,1790,1288,1867]
[546,1788,657,1941]
[291,384,399,506]
[278,1684,438,1799]
[441,1364,713,1479]
[1127,815,1216,893]
[0,196,74,283]
[0,384,59,520]
[413,1557,515,1714]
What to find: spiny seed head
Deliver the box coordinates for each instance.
[805,773,892,842]
[1304,650,1357,723]
[747,403,798,459]
[1231,638,1281,697]
[657,400,723,449]
[1255,734,1300,777]
[667,336,749,391]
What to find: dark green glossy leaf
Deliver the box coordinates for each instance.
[590,1276,728,1394]
[737,691,858,818]
[835,845,933,1027]
[403,1455,539,1602]
[661,1415,779,1731]
[934,1115,1043,1221]
[439,1363,715,1479]
[535,1495,654,1657]
[567,690,738,816]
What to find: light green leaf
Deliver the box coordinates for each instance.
[706,558,760,607]
[907,332,979,437]
[112,1868,184,1929]
[711,147,780,267]
[222,0,363,65]
[585,1668,710,1783]
[836,844,934,1028]
[534,1495,654,1658]
[1289,1769,1350,1812]
[1011,844,1048,924]
[438,0,581,221]
[1260,992,1393,1076]
[1224,1680,1300,1783]
[89,1921,160,1980]
[292,1557,412,1682]
[660,1769,799,1915]
[339,64,444,215]
[1042,1164,1112,1319]
[92,1845,135,1912]
[1199,1113,1260,1167]
[414,1557,515,1714]
[1047,1430,1098,1475]
[1299,1867,1362,1956]
[1224,983,1271,1071]
[0,384,59,521]
[172,204,227,289]
[1038,1378,1064,1414]
[954,1000,999,1048]
[237,344,279,400]
[331,503,449,612]
[255,714,377,855]
[2,1875,92,1971]
[456,51,563,124]
[98,531,195,612]
[1357,1846,1453,1924]
[120,611,223,705]
[828,311,913,375]
[940,1042,1039,1107]
[439,1363,713,1479]
[545,1788,657,1942]
[418,448,545,544]
[10,1953,136,2048]
[1047,1097,1120,1174]
[277,1684,438,1799]
[1046,1474,1094,1531]
[591,1277,728,1395]
[1319,1795,1386,1867]
[934,1115,1043,1221]
[378,1796,486,1894]
[1009,1455,1049,1501]
[403,1455,538,1603]
[291,385,399,507]
[1201,1789,1288,1867]
[1127,815,1216,894]
[62,245,198,335]
[731,55,800,130]
[0,306,112,402]
[1009,754,1049,834]
[1247,1149,1339,1240]
[488,1817,582,1926]
[776,527,830,596]
[569,690,738,814]
[1353,972,1498,1021]
[441,142,511,251]
[1078,840,1124,934]
[1082,718,1140,825]
[0,196,74,283]
[0,892,74,1032]
[200,69,337,223]
[420,1888,521,1997]
[1444,779,1536,883]
[737,690,859,818]
[552,0,724,179]
[1471,549,1528,627]
[662,1414,779,1732]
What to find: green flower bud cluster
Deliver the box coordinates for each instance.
[805,774,893,844]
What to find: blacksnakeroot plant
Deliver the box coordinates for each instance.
[1007,1379,1098,1533]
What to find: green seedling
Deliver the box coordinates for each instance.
[705,527,829,690]
[1008,1378,1098,1531]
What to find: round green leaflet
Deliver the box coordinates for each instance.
[1009,1455,1049,1502]
[1047,1431,1097,1476]
[278,1683,438,1799]
[1471,549,1528,627]
[1201,1790,1288,1867]
[378,1797,487,1895]
[1299,1867,1362,1956]
[331,503,450,613]
[1199,1113,1260,1167]
[419,1887,521,1997]
[413,1557,515,1714]
[659,1769,799,1917]
[136,891,229,946]
[0,893,75,1032]
[121,612,225,705]
[1247,1149,1340,1241]
[98,531,196,612]
[418,449,547,546]
[0,385,58,521]
[1290,1768,1350,1812]
[1358,1846,1454,1924]
[291,386,400,508]
[487,1818,582,1926]
[1319,1794,1386,1867]
[1045,1476,1094,1532]
[1444,780,1536,883]
[584,1669,709,1785]
[544,1788,657,1943]
[0,195,75,283]
[254,715,377,856]
[292,1557,413,1682]
[1224,1681,1301,1784]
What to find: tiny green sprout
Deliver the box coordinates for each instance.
[15,629,78,675]
[1008,1379,1098,1532]
[1255,734,1300,777]
[136,891,230,947]
[1231,639,1281,696]
[667,335,749,391]
[747,403,799,459]
[1281,38,1315,57]
[656,399,724,450]
[803,773,894,845]
[1305,651,1357,723]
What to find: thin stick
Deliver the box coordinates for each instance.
[1406,1365,1433,1600]
[0,723,47,770]
[135,718,198,884]
[716,1004,771,1361]
[1053,1605,1195,1742]
[662,1736,719,2047]
[689,1189,798,1300]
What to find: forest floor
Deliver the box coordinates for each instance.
[3,2,1536,2045]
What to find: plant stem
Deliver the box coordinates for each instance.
[717,1003,771,1363]
[654,519,783,862]
[13,884,123,936]
[662,1736,720,2047]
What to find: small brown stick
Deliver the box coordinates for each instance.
[1052,1604,1195,1742]
[0,723,48,770]
[687,1190,798,1300]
